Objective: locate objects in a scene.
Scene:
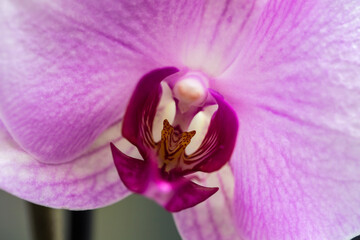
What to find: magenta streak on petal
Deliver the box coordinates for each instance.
[122,67,179,157]
[165,180,218,212]
[185,89,239,173]
[110,142,148,193]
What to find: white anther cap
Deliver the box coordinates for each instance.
[173,74,208,106]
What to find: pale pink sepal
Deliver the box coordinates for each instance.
[0,121,130,209]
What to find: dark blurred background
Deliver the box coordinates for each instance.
[0,190,181,240]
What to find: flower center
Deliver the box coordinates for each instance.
[111,67,238,212]
[156,119,196,174]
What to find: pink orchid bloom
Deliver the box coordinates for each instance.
[1,0,360,239]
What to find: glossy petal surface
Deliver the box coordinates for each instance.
[217,1,360,239]
[0,120,130,209]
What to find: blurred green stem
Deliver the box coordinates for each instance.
[27,202,93,240]
[27,202,65,240]
[68,210,93,240]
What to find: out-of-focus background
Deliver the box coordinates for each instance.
[0,190,181,240]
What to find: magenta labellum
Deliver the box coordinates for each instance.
[111,67,238,212]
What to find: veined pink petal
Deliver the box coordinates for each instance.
[232,110,360,239]
[0,0,160,163]
[217,1,360,239]
[174,165,242,240]
[0,120,130,209]
[3,0,359,238]
[0,0,264,164]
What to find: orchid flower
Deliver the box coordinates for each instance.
[1,0,360,239]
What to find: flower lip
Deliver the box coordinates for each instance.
[111,67,238,211]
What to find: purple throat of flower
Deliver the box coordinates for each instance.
[110,67,238,212]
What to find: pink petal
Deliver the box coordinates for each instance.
[0,0,266,163]
[232,110,360,239]
[217,1,360,239]
[0,0,160,163]
[0,120,130,209]
[174,165,242,240]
